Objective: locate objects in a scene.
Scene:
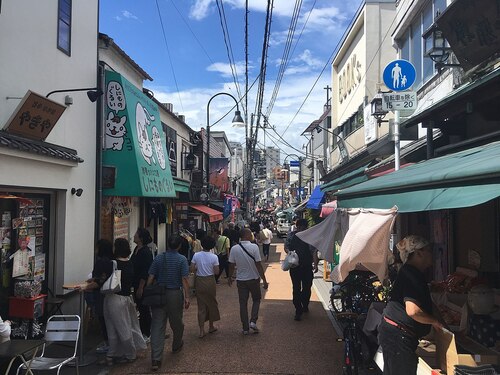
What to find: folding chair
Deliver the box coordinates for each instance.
[16,315,81,375]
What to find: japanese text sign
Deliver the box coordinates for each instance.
[3,91,66,141]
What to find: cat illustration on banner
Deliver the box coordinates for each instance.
[105,111,127,150]
[151,126,166,170]
[136,102,155,165]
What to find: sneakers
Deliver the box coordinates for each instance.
[151,360,161,371]
[294,314,302,321]
[249,322,260,333]
[242,330,249,335]
[143,335,150,344]
[95,342,109,354]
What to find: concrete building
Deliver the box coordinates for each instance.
[0,0,99,305]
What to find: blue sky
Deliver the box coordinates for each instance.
[99,0,362,159]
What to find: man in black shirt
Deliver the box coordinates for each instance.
[287,219,319,321]
[378,235,443,375]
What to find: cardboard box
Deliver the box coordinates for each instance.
[435,328,499,374]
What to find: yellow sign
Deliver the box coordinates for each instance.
[3,90,66,141]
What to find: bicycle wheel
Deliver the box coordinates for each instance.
[343,325,359,375]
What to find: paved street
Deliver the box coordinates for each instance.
[69,238,344,375]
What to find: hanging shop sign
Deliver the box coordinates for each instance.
[436,0,500,71]
[3,91,66,141]
[103,71,176,197]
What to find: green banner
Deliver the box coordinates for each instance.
[103,71,176,197]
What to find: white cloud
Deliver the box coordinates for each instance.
[206,61,247,78]
[189,0,212,20]
[114,10,140,22]
[148,69,330,156]
[299,6,347,33]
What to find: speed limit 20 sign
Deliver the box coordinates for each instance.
[382,91,417,112]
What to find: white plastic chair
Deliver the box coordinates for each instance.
[16,315,81,375]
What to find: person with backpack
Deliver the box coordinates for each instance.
[286,219,319,321]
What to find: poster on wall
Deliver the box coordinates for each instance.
[209,157,229,200]
[430,210,449,282]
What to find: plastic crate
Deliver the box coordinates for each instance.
[9,294,46,319]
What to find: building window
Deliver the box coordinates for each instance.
[397,0,448,89]
[57,0,72,55]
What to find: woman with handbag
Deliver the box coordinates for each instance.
[190,236,220,338]
[103,238,146,365]
[130,228,154,342]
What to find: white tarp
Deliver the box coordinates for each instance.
[331,207,397,283]
[296,207,398,283]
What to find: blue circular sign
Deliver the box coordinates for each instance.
[383,59,416,91]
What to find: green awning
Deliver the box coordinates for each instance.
[321,163,370,192]
[173,178,190,193]
[336,141,500,212]
[103,71,176,198]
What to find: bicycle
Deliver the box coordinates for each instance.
[336,312,369,375]
[330,270,385,314]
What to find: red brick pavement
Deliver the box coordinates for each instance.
[104,240,344,375]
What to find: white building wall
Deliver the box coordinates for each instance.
[330,1,396,169]
[0,0,98,291]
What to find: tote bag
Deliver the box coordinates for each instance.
[101,260,121,294]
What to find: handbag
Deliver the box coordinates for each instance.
[142,253,168,306]
[101,260,121,294]
[142,283,167,306]
[281,250,299,271]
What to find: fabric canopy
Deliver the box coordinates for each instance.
[103,71,176,198]
[306,185,325,209]
[189,204,223,222]
[296,207,397,282]
[336,141,500,212]
[321,163,370,193]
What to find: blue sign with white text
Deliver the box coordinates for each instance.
[383,59,416,92]
[289,160,300,167]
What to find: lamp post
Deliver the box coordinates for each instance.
[206,92,245,201]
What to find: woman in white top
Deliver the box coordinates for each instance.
[190,236,220,338]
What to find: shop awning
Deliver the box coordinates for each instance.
[306,185,325,209]
[173,178,190,193]
[321,163,370,193]
[103,71,176,198]
[189,204,223,222]
[336,141,500,212]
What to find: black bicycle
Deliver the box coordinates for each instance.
[330,270,385,314]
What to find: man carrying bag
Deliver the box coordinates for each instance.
[145,235,190,372]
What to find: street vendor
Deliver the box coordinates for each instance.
[378,235,444,375]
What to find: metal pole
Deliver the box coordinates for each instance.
[394,109,400,171]
[298,158,302,203]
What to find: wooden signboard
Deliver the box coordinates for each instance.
[3,90,66,141]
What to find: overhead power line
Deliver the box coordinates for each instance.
[155,0,184,111]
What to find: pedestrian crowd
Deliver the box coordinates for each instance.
[79,219,288,373]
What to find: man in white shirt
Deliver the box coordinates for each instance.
[261,223,273,262]
[228,228,269,335]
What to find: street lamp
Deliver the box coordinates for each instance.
[370,93,388,127]
[422,23,461,73]
[206,92,245,201]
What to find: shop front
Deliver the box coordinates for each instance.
[101,70,176,249]
[334,141,500,370]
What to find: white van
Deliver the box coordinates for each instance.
[276,218,290,238]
